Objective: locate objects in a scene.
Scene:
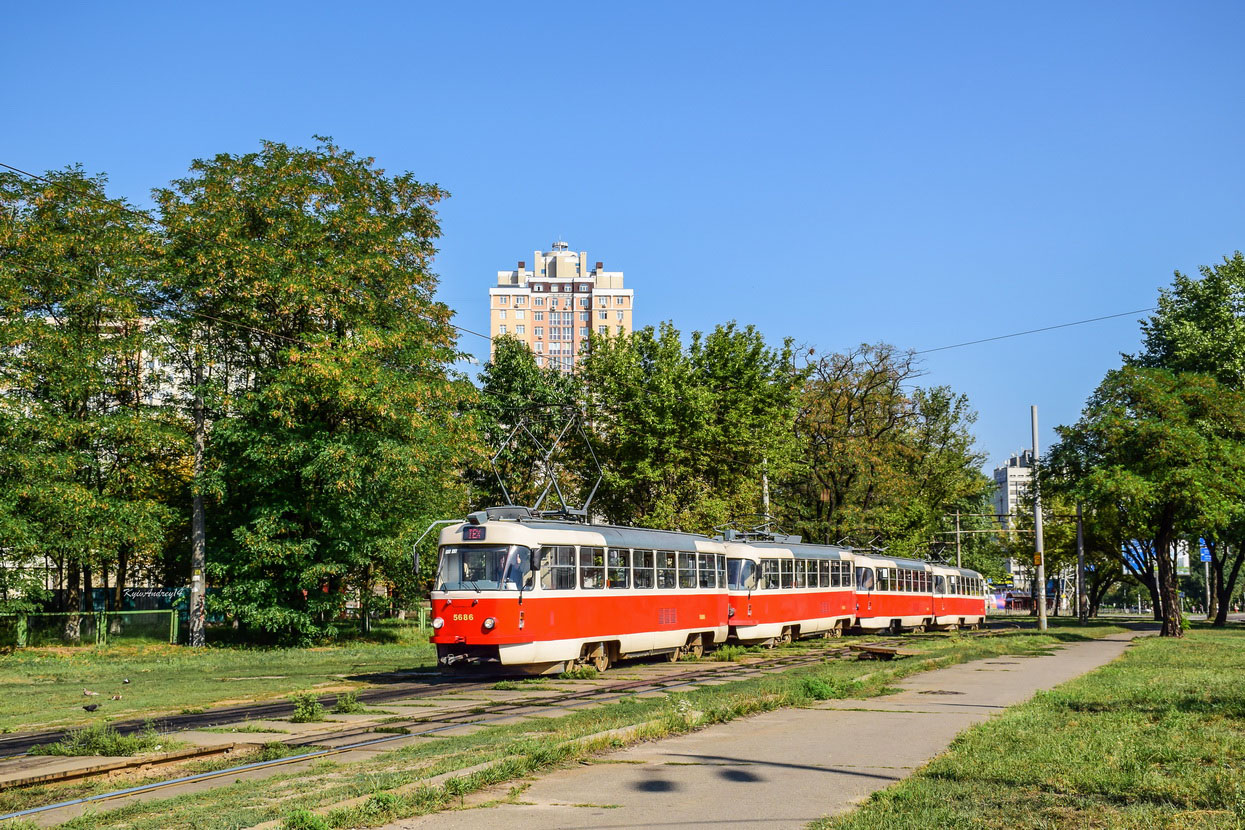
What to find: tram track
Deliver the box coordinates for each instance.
[0,638,895,823]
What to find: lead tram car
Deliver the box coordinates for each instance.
[430,506,729,674]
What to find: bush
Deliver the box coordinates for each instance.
[281,809,330,830]
[713,645,747,662]
[331,691,364,714]
[558,666,599,680]
[289,692,325,723]
[29,721,171,757]
[801,677,845,700]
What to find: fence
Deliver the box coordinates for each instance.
[0,610,178,648]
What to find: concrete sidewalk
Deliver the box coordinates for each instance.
[389,630,1146,830]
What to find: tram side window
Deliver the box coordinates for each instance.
[608,548,630,589]
[697,553,717,588]
[580,547,605,589]
[760,559,779,590]
[779,559,794,589]
[829,561,840,588]
[935,574,946,594]
[876,568,889,592]
[728,558,757,590]
[540,546,577,591]
[718,554,727,588]
[656,550,677,589]
[793,559,806,589]
[678,552,697,589]
[633,550,655,589]
[819,560,830,588]
[856,566,874,591]
[949,575,959,595]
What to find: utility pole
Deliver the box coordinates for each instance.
[1032,406,1048,631]
[955,509,962,569]
[1076,502,1087,624]
[761,456,770,526]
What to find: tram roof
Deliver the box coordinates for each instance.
[496,518,715,551]
[747,541,853,559]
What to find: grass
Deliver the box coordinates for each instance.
[27,721,180,757]
[0,636,436,733]
[557,666,600,680]
[38,622,1130,830]
[0,742,311,816]
[812,624,1245,830]
[288,693,326,723]
[490,679,556,691]
[330,691,364,714]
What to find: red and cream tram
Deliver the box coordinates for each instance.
[429,507,728,673]
[723,534,855,644]
[853,555,986,633]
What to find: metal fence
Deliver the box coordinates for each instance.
[0,610,178,648]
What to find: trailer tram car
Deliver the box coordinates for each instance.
[929,563,989,631]
[430,507,729,674]
[852,555,987,633]
[722,534,856,644]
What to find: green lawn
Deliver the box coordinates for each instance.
[0,623,436,733]
[815,625,1245,830]
[17,623,1129,830]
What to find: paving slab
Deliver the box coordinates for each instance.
[388,630,1145,830]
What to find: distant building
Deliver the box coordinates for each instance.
[992,450,1034,528]
[488,242,634,372]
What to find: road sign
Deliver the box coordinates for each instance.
[1033,553,1042,566]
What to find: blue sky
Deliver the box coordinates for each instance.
[6,1,1244,470]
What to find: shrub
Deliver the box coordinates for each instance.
[558,666,599,680]
[331,691,364,714]
[281,809,330,830]
[29,721,172,757]
[289,692,325,723]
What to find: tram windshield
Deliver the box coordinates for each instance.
[726,558,757,591]
[437,545,533,591]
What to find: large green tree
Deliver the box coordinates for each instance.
[0,169,184,637]
[1049,367,1245,637]
[576,322,800,533]
[1127,252,1245,625]
[157,139,479,641]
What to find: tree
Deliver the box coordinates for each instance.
[781,344,988,557]
[1128,252,1245,625]
[471,335,581,511]
[1049,367,1245,637]
[576,322,800,533]
[156,138,479,641]
[0,168,184,638]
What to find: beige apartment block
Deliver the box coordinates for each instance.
[489,241,634,371]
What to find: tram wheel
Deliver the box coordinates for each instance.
[666,646,684,662]
[776,627,793,646]
[687,636,705,659]
[912,624,926,634]
[591,644,611,673]
[827,623,843,638]
[945,623,959,632]
[889,620,903,636]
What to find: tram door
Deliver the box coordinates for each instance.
[856,566,875,614]
[934,575,947,617]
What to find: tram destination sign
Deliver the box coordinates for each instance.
[462,525,487,541]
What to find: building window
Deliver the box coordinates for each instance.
[550,298,559,308]
[579,327,589,337]
[578,283,589,292]
[616,325,624,334]
[578,311,589,322]
[616,310,624,321]
[515,309,525,319]
[534,311,544,321]
[498,324,507,334]
[578,297,589,307]
[534,326,544,338]
[515,324,525,334]
[616,297,625,305]
[598,325,608,335]
[598,310,608,320]
[498,296,509,305]
[498,309,506,319]
[534,341,544,353]
[516,296,526,306]
[534,296,544,306]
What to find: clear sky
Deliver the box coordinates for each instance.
[5,1,1244,470]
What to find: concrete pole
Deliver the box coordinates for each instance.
[1032,406,1048,631]
[955,509,962,569]
[1076,502,1087,624]
[1204,557,1210,617]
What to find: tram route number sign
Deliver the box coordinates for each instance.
[462,526,487,541]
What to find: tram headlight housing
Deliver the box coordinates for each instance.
[483,617,496,631]
[431,617,444,630]
[728,606,735,618]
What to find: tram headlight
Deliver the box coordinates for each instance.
[483,617,496,631]
[431,617,445,630]
[728,607,735,618]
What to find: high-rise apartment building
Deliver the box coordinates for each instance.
[992,450,1034,528]
[489,241,634,371]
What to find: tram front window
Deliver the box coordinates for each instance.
[437,545,532,591]
[727,558,757,591]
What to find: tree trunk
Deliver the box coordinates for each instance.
[1213,542,1244,627]
[1154,527,1182,638]
[110,544,129,635]
[189,358,207,648]
[63,562,82,643]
